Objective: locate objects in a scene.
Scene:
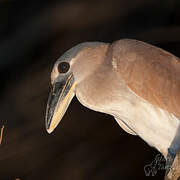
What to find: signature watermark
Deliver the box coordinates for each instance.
[144,154,170,176]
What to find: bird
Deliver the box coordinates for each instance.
[45,39,180,179]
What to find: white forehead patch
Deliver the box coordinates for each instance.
[51,64,59,84]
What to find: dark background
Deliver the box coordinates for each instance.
[0,0,180,179]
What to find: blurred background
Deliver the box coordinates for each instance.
[0,0,180,179]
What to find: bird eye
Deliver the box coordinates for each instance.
[58,62,70,73]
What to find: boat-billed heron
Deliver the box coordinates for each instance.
[45,39,180,178]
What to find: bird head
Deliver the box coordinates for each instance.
[45,42,108,133]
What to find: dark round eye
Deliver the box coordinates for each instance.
[58,62,70,73]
